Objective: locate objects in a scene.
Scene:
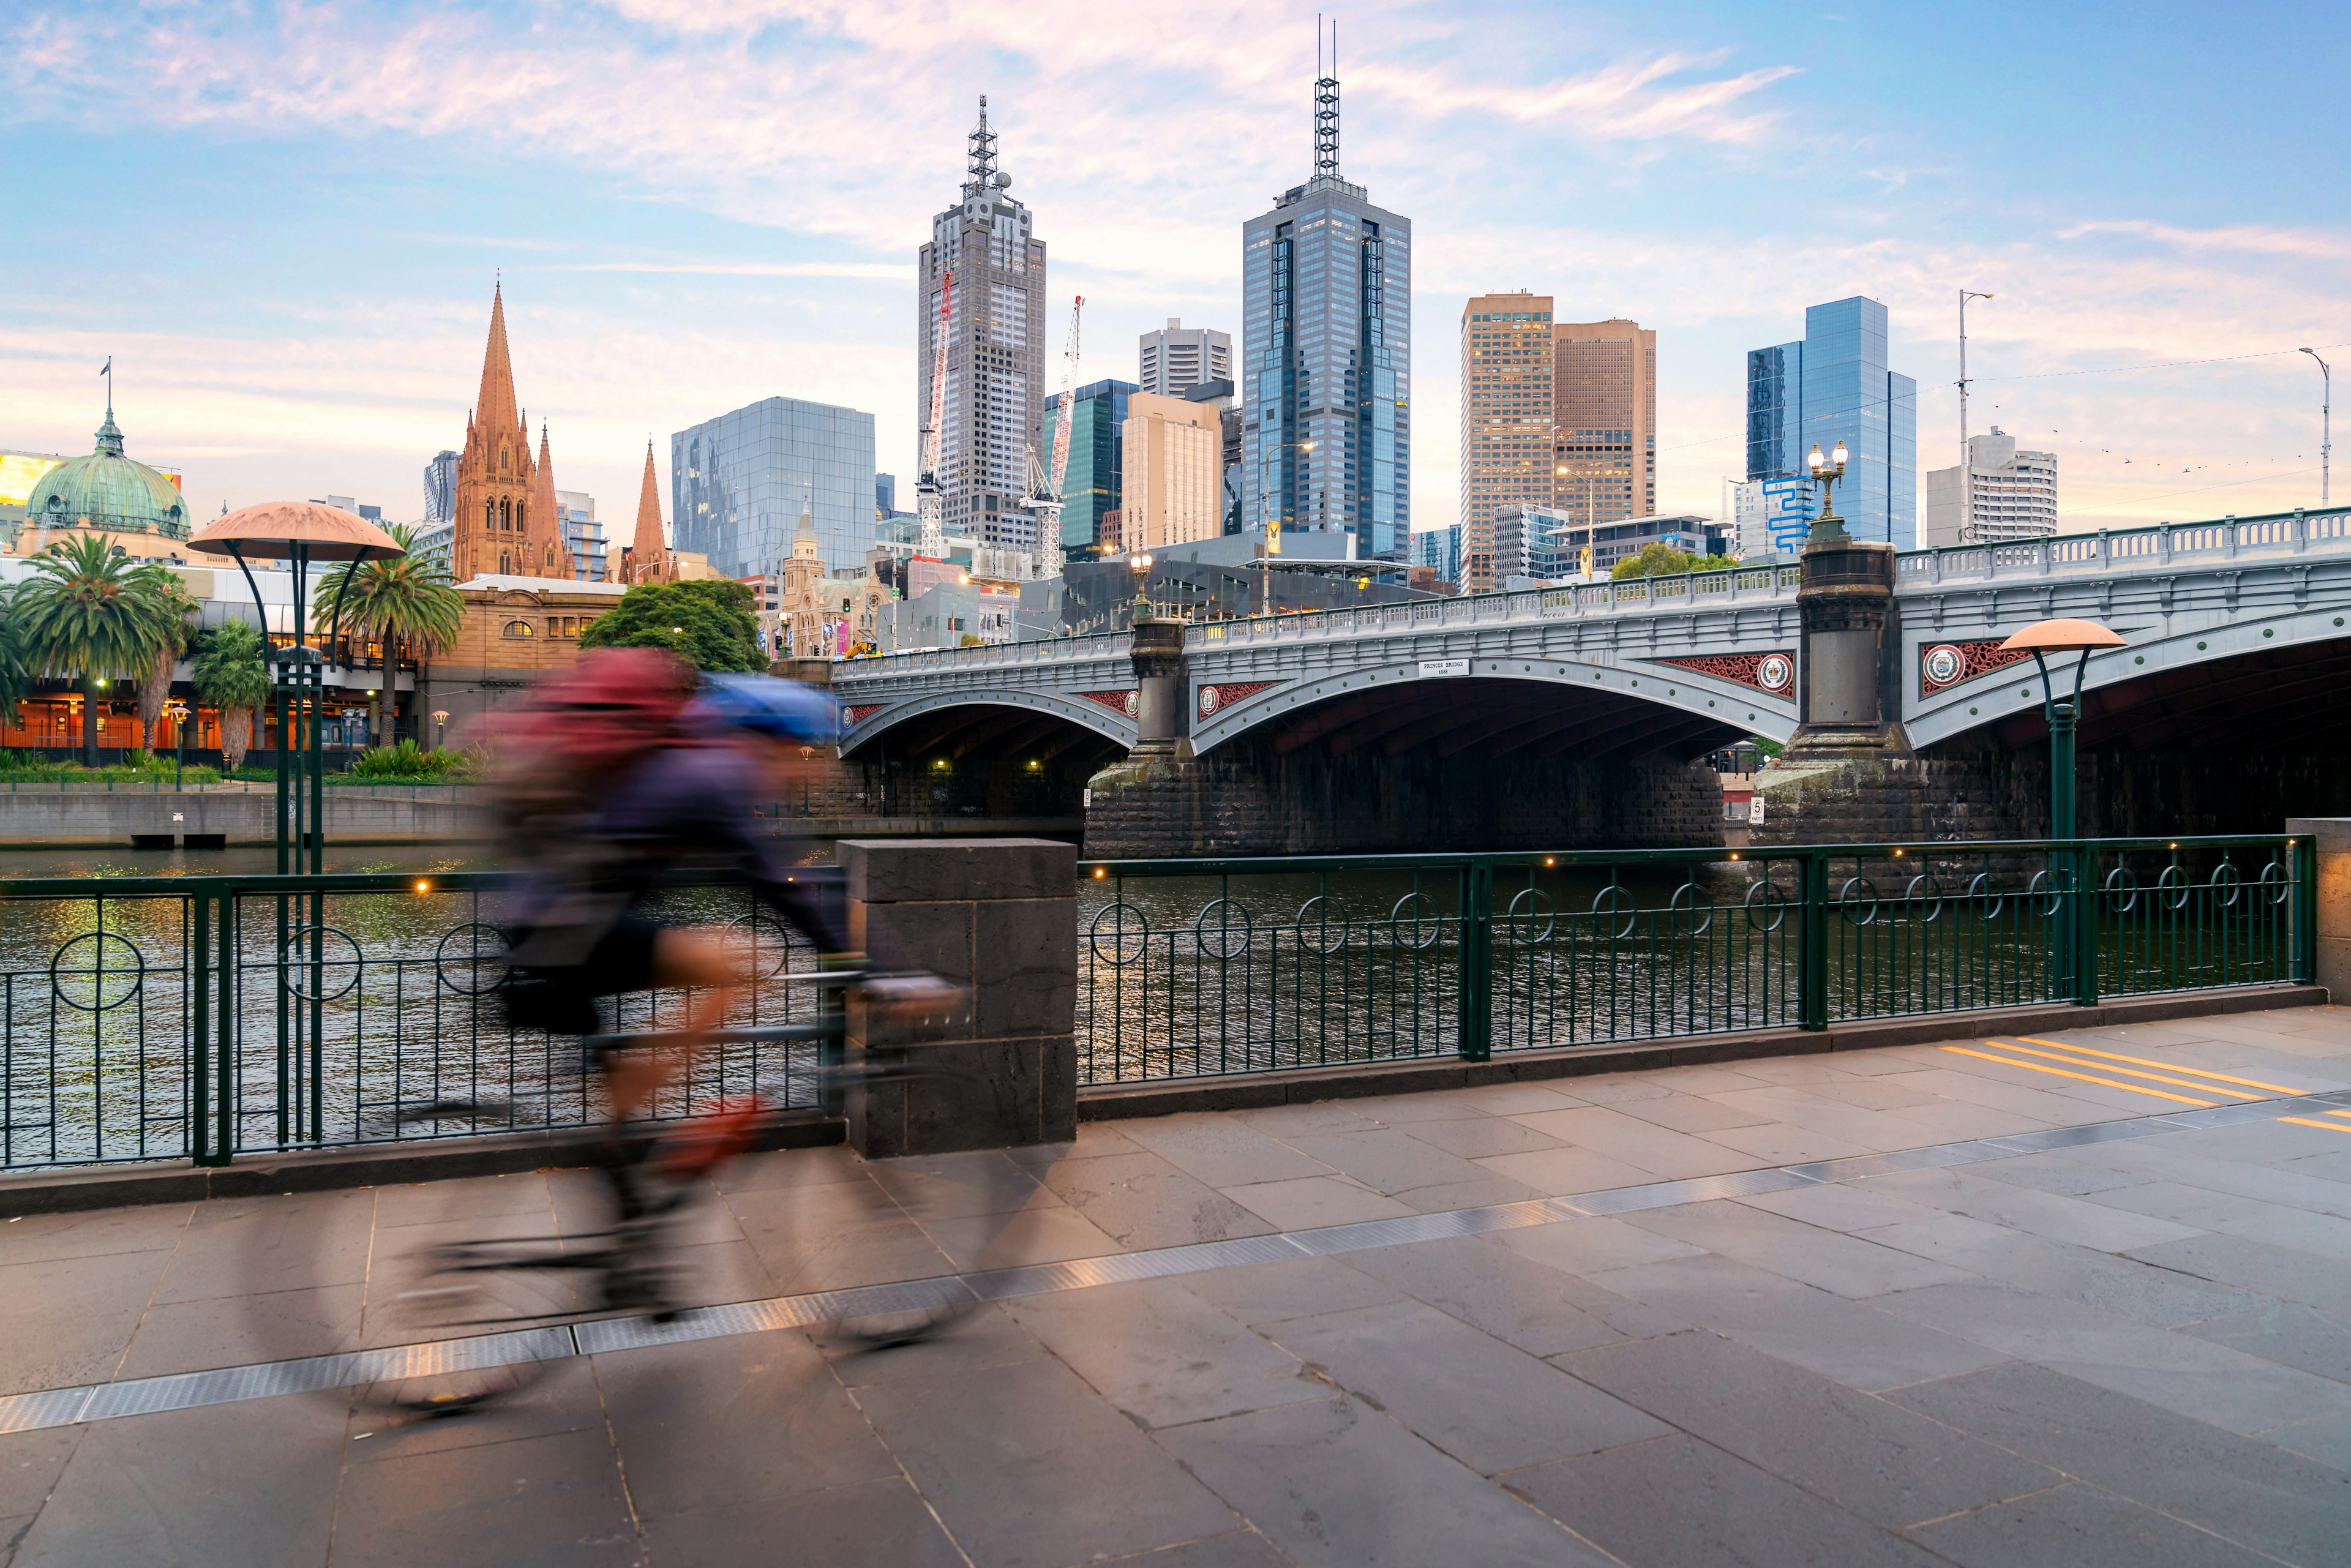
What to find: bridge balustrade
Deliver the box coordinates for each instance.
[1900,503,2351,585]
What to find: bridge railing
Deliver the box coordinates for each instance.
[0,835,2312,1168]
[1078,835,2311,1084]
[1899,504,2351,586]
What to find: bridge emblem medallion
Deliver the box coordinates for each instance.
[1921,639,2033,697]
[1080,688,1141,719]
[1654,651,1796,697]
[1198,681,1279,717]
[844,703,885,726]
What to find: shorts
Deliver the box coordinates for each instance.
[504,913,664,1040]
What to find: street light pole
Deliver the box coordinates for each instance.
[2303,348,2332,505]
[2001,618,2127,839]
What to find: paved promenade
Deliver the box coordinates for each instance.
[8,1007,2351,1564]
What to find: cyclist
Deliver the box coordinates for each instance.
[496,650,952,1301]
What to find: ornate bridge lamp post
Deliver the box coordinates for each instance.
[1805,440,1851,542]
[1787,438,1909,760]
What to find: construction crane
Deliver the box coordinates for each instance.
[915,270,953,561]
[1023,294,1084,579]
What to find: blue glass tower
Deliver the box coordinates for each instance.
[1745,296,1916,549]
[671,397,876,578]
[1042,378,1137,557]
[1240,38,1411,561]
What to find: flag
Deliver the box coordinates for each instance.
[99,357,111,377]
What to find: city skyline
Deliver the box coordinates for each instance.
[2,3,2345,541]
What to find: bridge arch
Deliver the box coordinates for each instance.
[839,695,1127,821]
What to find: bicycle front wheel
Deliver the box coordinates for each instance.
[356,1233,589,1413]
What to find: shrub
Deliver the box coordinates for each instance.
[345,740,472,780]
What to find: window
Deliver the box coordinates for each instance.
[503,619,534,639]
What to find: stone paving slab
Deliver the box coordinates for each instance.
[7,1008,2351,1564]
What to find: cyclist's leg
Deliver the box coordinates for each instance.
[601,926,745,1122]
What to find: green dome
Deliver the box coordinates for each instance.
[23,408,189,539]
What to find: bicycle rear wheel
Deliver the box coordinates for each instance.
[354,1231,604,1413]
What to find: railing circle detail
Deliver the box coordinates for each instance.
[2210,858,2243,909]
[1742,879,1788,932]
[2260,858,2291,907]
[279,924,365,1003]
[1293,895,1352,956]
[2103,863,2140,913]
[2157,862,2191,912]
[1967,871,2005,921]
[726,911,803,981]
[1193,899,1253,960]
[1668,881,1714,936]
[1088,901,1152,966]
[1590,883,1638,940]
[1388,891,1445,950]
[1506,886,1558,944]
[1837,876,1882,926]
[435,922,512,995]
[48,930,146,1013]
[1902,874,1946,923]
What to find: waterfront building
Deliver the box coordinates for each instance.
[1746,296,1918,549]
[448,285,574,583]
[1121,392,1223,552]
[918,97,1049,555]
[1924,427,2058,546]
[670,397,876,580]
[1138,319,1233,399]
[11,400,191,564]
[1042,378,1136,559]
[1240,32,1411,561]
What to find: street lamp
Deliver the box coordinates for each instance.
[162,697,189,790]
[1127,551,1155,621]
[2302,348,2331,505]
[1804,440,1852,546]
[2000,617,2126,841]
[430,710,449,752]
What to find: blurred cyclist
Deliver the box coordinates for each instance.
[496,650,951,1283]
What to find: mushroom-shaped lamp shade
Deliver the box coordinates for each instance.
[186,501,407,563]
[1999,618,2128,655]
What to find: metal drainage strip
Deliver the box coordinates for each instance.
[6,1087,2349,1436]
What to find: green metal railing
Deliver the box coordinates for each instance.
[1078,836,2314,1083]
[0,871,829,1171]
[0,835,2315,1169]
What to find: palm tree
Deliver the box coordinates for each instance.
[192,619,272,774]
[135,572,201,757]
[0,585,37,737]
[313,525,463,748]
[13,536,182,765]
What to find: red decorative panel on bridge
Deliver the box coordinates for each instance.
[1920,639,2033,696]
[1197,681,1279,718]
[1079,688,1141,719]
[1655,651,1796,697]
[844,703,885,726]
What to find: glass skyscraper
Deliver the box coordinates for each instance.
[1240,49,1411,561]
[1745,296,1917,549]
[1043,378,1136,557]
[671,397,876,578]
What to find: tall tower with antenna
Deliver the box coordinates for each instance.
[917,97,1050,562]
[1240,17,1412,562]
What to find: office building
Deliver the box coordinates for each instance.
[1924,427,2058,547]
[555,489,608,582]
[875,473,897,516]
[1746,296,1918,549]
[1731,480,1768,560]
[918,97,1048,553]
[1241,29,1411,561]
[1042,378,1135,558]
[1120,392,1223,552]
[1185,377,1243,533]
[1493,505,1572,583]
[1584,513,1728,574]
[1553,317,1657,525]
[422,449,458,528]
[1138,319,1232,398]
[1412,524,1461,586]
[1460,293,1554,591]
[671,397,877,579]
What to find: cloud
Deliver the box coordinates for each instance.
[2060,219,2351,263]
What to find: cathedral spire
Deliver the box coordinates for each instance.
[630,441,666,580]
[474,282,522,441]
[531,421,572,580]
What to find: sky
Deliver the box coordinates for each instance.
[4,0,2347,543]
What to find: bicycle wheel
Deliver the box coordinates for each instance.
[355,1231,590,1414]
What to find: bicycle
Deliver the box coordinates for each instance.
[247,980,980,1416]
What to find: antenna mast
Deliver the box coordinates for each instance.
[1314,15,1340,179]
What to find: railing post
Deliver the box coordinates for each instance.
[216,887,236,1165]
[2072,844,2101,1007]
[1799,850,1829,1030]
[2291,831,2319,985]
[1456,859,1493,1062]
[190,888,216,1166]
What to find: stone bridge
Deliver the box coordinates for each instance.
[833,506,2351,853]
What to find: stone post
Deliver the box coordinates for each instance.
[839,838,1077,1157]
[2287,817,2351,1000]
[1130,617,1189,756]
[1787,536,1908,759]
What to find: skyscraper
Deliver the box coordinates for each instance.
[1553,318,1656,525]
[1460,293,1554,593]
[1746,296,1918,549]
[918,98,1048,555]
[1240,26,1411,561]
[1042,378,1136,558]
[1138,320,1232,398]
[671,397,877,579]
[1924,428,2057,546]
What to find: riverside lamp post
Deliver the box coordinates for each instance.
[2000,617,2128,841]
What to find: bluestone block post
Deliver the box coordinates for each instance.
[839,838,1078,1157]
[2287,817,2351,1000]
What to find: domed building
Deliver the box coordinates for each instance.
[11,400,191,561]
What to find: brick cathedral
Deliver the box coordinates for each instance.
[453,284,575,583]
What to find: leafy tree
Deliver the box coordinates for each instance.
[577,579,763,673]
[135,571,201,756]
[13,536,184,765]
[313,523,464,746]
[192,618,273,773]
[1610,543,1696,581]
[0,585,37,727]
